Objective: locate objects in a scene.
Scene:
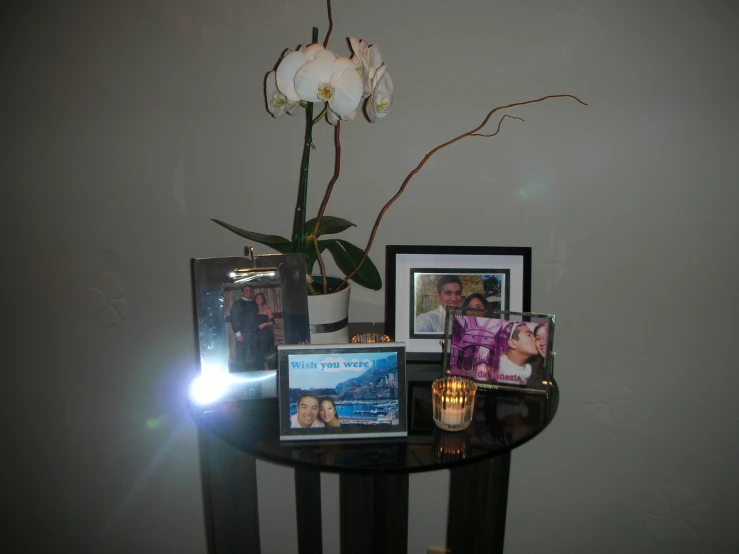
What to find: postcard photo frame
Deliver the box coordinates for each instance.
[277,343,408,441]
[385,246,532,362]
[443,308,554,395]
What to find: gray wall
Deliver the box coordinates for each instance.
[3,0,738,552]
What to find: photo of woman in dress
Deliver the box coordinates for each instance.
[318,397,341,427]
[254,293,276,370]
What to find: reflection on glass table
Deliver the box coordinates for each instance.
[191,370,558,554]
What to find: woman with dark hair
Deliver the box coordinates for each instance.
[462,293,487,313]
[527,324,548,385]
[318,397,341,427]
[254,293,275,370]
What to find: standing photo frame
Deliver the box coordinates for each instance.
[443,307,554,395]
[192,253,310,399]
[385,246,532,362]
[277,343,408,441]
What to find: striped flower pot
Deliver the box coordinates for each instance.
[307,277,351,344]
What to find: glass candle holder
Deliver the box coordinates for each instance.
[432,376,477,432]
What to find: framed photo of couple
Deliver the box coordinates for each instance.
[443,308,555,395]
[277,342,408,441]
[385,245,532,362]
[192,253,311,399]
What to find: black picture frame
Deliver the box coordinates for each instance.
[277,343,408,441]
[385,245,532,362]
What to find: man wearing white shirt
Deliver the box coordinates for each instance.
[415,275,463,333]
[496,322,538,385]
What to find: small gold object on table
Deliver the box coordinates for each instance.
[432,376,477,432]
[351,332,392,343]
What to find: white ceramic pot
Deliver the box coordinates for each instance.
[307,277,351,344]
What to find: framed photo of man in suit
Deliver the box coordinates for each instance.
[224,281,285,371]
[192,253,311,399]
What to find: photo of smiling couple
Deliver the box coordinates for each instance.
[286,351,401,430]
[290,394,341,428]
[447,312,553,389]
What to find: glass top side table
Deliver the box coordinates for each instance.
[192,378,558,554]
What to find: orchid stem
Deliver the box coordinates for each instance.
[323,0,333,48]
[338,94,588,290]
[291,26,320,255]
[313,121,342,293]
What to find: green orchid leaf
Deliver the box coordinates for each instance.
[304,216,357,239]
[212,219,293,253]
[322,239,382,291]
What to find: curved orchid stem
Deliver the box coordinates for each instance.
[308,0,338,293]
[312,121,342,293]
[337,94,588,290]
[323,0,334,48]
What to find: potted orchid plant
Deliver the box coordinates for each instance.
[214,16,392,296]
[214,0,585,299]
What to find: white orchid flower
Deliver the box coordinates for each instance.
[294,55,363,117]
[350,37,383,94]
[366,65,393,122]
[275,45,336,103]
[266,71,299,117]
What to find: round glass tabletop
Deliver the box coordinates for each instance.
[191,380,558,474]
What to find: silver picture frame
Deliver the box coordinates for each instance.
[443,308,555,395]
[192,252,310,400]
[277,342,408,441]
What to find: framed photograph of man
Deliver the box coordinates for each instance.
[277,343,408,441]
[443,307,554,395]
[410,269,510,338]
[193,253,310,396]
[385,245,532,362]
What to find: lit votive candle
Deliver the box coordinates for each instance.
[432,376,477,432]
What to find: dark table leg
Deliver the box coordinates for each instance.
[295,467,323,554]
[339,473,409,554]
[199,430,261,554]
[447,453,511,554]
